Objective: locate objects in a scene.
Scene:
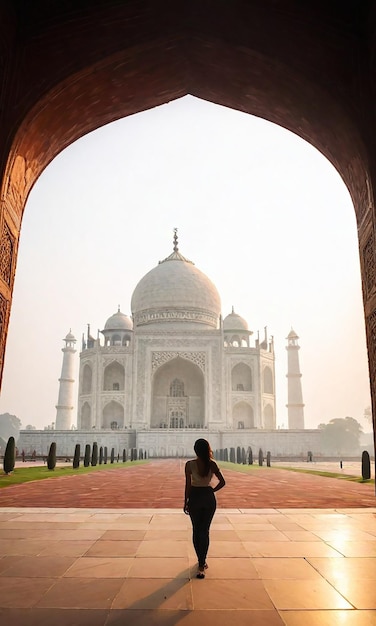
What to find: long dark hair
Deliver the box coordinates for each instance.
[194,438,213,476]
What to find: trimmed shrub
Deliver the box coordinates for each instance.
[84,444,91,467]
[91,442,98,466]
[248,446,253,465]
[133,448,138,460]
[219,448,224,461]
[110,447,115,463]
[362,450,371,480]
[73,444,80,469]
[242,447,246,464]
[122,448,127,462]
[266,451,271,467]
[47,442,57,470]
[104,446,108,464]
[229,447,235,463]
[223,448,228,462]
[3,436,16,474]
[99,446,103,464]
[236,446,242,464]
[258,448,263,466]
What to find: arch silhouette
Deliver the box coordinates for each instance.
[0,2,375,456]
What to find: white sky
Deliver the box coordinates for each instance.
[0,95,371,431]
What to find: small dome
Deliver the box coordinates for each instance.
[223,309,249,331]
[64,330,76,341]
[104,310,133,331]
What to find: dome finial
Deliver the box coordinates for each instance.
[118,304,120,313]
[173,227,178,252]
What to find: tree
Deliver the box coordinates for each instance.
[47,442,57,470]
[91,442,98,466]
[73,444,80,469]
[364,406,372,425]
[319,417,362,454]
[3,436,16,474]
[84,444,91,467]
[0,413,22,442]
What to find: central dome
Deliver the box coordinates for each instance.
[131,246,221,330]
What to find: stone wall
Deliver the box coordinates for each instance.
[18,428,321,458]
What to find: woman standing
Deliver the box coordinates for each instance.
[184,438,226,578]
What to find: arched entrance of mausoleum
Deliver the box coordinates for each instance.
[151,357,205,429]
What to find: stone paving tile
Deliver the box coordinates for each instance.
[0,608,109,626]
[281,611,376,626]
[0,460,376,624]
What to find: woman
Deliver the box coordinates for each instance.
[184,438,226,578]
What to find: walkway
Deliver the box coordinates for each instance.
[0,459,375,508]
[1,461,376,624]
[0,506,376,625]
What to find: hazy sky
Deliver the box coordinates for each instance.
[0,95,371,431]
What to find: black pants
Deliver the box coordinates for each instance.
[189,486,216,567]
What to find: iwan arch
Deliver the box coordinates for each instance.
[1,2,376,459]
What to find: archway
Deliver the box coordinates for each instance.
[82,364,92,395]
[151,357,205,428]
[102,401,124,429]
[233,402,254,429]
[80,402,91,430]
[263,404,275,429]
[263,367,274,395]
[0,2,375,462]
[231,363,253,391]
[103,361,125,391]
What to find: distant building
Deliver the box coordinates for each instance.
[77,232,276,435]
[19,233,318,457]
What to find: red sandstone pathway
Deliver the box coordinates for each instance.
[0,459,375,508]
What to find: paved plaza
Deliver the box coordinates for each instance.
[0,460,376,624]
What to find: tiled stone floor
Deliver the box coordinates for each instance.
[1,507,376,625]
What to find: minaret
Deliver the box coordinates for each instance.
[55,330,77,430]
[286,328,305,429]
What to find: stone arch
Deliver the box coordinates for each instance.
[82,363,92,394]
[80,402,91,429]
[0,3,375,454]
[263,367,273,394]
[233,402,254,429]
[232,362,252,391]
[111,334,122,346]
[102,401,124,429]
[263,404,274,429]
[151,357,204,428]
[103,361,125,391]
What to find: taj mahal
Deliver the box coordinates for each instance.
[19,232,320,457]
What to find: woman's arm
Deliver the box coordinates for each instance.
[184,461,192,513]
[211,460,226,493]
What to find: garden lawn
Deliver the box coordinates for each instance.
[218,460,374,484]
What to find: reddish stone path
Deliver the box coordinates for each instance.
[0,459,375,508]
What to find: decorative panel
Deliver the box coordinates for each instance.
[0,221,14,286]
[363,233,376,298]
